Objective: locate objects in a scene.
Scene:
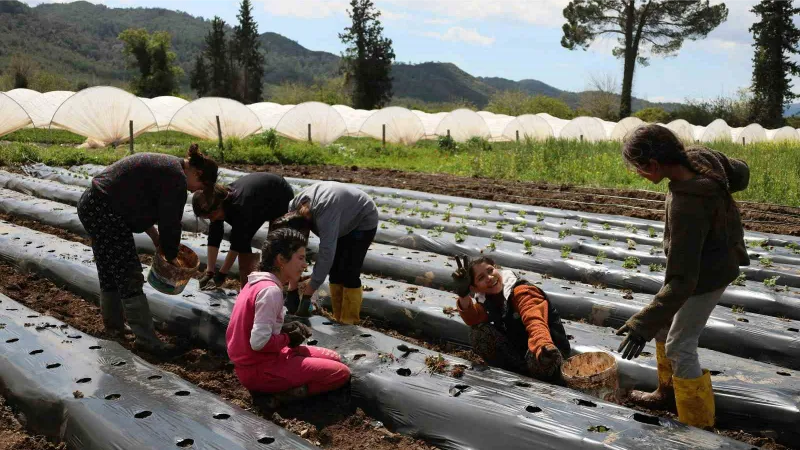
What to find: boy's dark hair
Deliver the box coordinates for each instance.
[468,256,497,285]
[259,228,308,272]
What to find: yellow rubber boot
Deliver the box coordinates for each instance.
[656,342,674,389]
[673,369,715,429]
[340,287,363,325]
[628,342,675,410]
[329,284,344,321]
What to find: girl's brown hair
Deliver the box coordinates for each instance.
[186,144,219,189]
[259,228,308,272]
[192,184,229,217]
[468,256,497,285]
[622,124,692,172]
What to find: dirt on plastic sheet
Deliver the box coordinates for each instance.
[241,164,800,236]
[0,262,435,450]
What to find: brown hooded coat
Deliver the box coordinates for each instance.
[625,148,751,340]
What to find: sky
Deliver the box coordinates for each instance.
[23,0,800,103]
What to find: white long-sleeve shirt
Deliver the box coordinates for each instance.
[246,272,286,351]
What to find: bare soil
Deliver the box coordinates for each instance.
[0,396,65,450]
[241,164,800,236]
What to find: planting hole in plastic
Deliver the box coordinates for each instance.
[640,352,653,357]
[76,377,91,384]
[5,338,19,343]
[209,303,220,307]
[89,346,102,350]
[26,315,38,318]
[29,349,43,355]
[322,321,334,325]
[574,399,597,407]
[633,413,661,426]
[737,318,749,323]
[46,363,61,369]
[176,438,194,447]
[449,384,470,397]
[134,411,152,419]
[353,354,367,361]
[588,425,610,433]
[307,339,318,345]
[396,368,412,377]
[709,370,723,376]
[515,381,532,388]
[148,375,163,381]
[213,413,230,420]
[257,436,275,444]
[777,371,791,377]
[525,405,542,413]
[174,391,191,396]
[112,361,127,367]
[360,333,372,338]
[105,394,121,400]
[789,328,799,332]
[67,334,82,339]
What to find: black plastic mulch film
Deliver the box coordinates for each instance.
[5,170,800,371]
[0,221,760,450]
[0,291,313,450]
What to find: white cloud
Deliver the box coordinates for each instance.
[423,18,453,25]
[421,27,495,46]
[381,10,411,21]
[252,0,350,19]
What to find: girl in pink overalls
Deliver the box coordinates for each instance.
[226,228,350,399]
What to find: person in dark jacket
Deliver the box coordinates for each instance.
[277,182,378,323]
[192,172,295,288]
[77,144,218,355]
[452,256,571,383]
[616,124,750,429]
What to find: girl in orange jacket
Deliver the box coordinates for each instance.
[452,256,571,382]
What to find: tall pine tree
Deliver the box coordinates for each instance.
[749,0,800,128]
[189,54,210,97]
[234,0,265,103]
[205,17,230,98]
[339,0,395,109]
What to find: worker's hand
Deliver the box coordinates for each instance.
[456,295,473,311]
[200,271,227,290]
[451,255,472,297]
[300,281,315,297]
[282,321,312,338]
[616,324,647,360]
[198,271,215,288]
[286,326,309,347]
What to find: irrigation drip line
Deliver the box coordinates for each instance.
[0,221,773,449]
[0,293,312,450]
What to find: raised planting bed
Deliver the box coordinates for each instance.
[0,221,759,450]
[0,293,313,450]
[0,220,796,447]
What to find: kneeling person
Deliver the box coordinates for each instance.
[452,256,571,382]
[226,228,350,401]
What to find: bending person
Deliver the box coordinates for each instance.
[283,181,378,323]
[226,228,350,403]
[452,256,571,382]
[192,172,295,288]
[77,145,218,354]
[616,124,750,429]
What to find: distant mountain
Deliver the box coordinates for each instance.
[0,0,679,111]
[785,104,800,118]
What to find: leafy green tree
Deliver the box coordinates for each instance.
[633,107,669,123]
[233,0,265,103]
[118,28,183,97]
[486,90,575,119]
[339,0,395,109]
[189,54,210,97]
[749,0,800,128]
[205,17,230,97]
[561,1,728,118]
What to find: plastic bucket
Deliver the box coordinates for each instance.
[147,244,199,295]
[561,351,619,403]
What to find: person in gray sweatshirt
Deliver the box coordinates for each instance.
[285,181,378,324]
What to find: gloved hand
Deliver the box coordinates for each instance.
[200,271,227,290]
[285,322,312,347]
[616,324,648,360]
[282,321,312,337]
[451,255,472,298]
[198,271,215,288]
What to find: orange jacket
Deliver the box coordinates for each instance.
[458,284,555,357]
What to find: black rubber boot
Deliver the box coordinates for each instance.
[121,294,183,357]
[100,291,130,337]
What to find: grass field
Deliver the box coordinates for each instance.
[2,128,799,206]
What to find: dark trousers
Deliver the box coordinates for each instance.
[77,188,144,299]
[328,228,376,288]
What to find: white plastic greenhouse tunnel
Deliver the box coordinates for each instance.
[0,92,33,137]
[664,119,696,142]
[50,86,157,146]
[168,97,262,140]
[477,112,516,141]
[248,102,295,132]
[536,113,569,138]
[22,91,75,129]
[501,114,554,142]
[559,116,607,142]
[4,88,41,107]
[358,106,426,145]
[434,108,490,142]
[767,126,800,142]
[413,111,447,138]
[610,117,644,141]
[696,118,732,143]
[731,123,767,145]
[333,105,375,137]
[275,101,347,146]
[140,96,189,132]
